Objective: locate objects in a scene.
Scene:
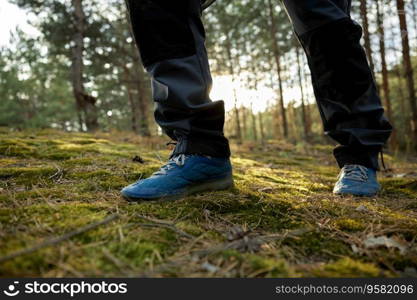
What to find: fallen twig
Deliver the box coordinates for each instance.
[135,214,195,240]
[48,164,64,181]
[137,258,188,278]
[193,227,313,256]
[136,214,174,226]
[101,248,133,276]
[0,214,119,264]
[135,228,313,277]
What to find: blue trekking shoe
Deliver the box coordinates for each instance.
[333,164,380,197]
[121,154,233,201]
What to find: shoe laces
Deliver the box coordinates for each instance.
[152,154,187,176]
[338,164,369,182]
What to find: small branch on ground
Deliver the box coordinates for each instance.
[135,214,195,240]
[48,164,65,181]
[136,214,174,226]
[193,227,313,256]
[0,214,119,264]
[101,248,134,276]
[135,227,313,277]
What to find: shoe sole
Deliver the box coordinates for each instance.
[333,190,379,197]
[123,175,234,203]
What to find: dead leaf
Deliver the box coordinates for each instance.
[363,235,407,254]
[264,163,279,169]
[355,205,369,212]
[226,226,249,241]
[201,262,219,273]
[258,187,273,193]
[351,244,360,253]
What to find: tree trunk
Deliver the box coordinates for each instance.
[233,102,242,143]
[267,0,288,139]
[125,11,152,137]
[123,66,139,133]
[225,37,242,144]
[411,0,417,48]
[71,0,99,132]
[376,0,396,149]
[250,102,258,141]
[240,107,246,139]
[359,0,377,81]
[135,62,151,137]
[296,46,309,141]
[259,111,265,144]
[389,24,408,141]
[302,66,313,139]
[76,110,84,131]
[396,0,417,149]
[249,63,259,142]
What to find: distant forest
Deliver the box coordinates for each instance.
[1,0,417,152]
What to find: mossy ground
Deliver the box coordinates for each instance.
[1,128,416,277]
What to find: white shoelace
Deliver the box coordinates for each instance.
[339,164,369,182]
[152,154,187,176]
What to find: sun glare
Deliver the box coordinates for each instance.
[0,2,39,47]
[210,75,305,114]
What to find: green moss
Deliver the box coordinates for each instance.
[215,250,293,277]
[335,218,366,232]
[1,129,416,277]
[70,170,112,179]
[0,158,19,167]
[0,203,109,229]
[176,221,204,236]
[99,177,128,190]
[390,254,417,271]
[0,246,56,277]
[312,258,381,277]
[247,255,293,277]
[312,144,334,152]
[39,150,82,160]
[0,139,35,157]
[61,158,95,166]
[103,240,171,268]
[283,231,351,257]
[381,179,417,198]
[0,166,56,180]
[13,187,68,201]
[68,138,110,145]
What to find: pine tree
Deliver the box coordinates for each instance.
[396,0,417,149]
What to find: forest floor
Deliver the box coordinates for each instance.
[1,128,417,278]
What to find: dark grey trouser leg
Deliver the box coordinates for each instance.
[282,0,392,170]
[125,0,230,158]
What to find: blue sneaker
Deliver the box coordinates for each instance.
[121,154,233,201]
[333,164,380,196]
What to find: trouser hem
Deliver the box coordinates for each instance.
[170,137,231,159]
[333,146,380,170]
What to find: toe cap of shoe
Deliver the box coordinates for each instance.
[121,183,160,199]
[333,183,380,196]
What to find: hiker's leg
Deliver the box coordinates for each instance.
[122,0,233,201]
[125,0,230,158]
[282,0,392,170]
